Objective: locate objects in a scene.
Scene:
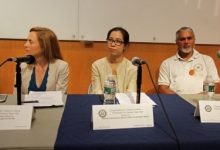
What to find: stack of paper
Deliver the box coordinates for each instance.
[23,91,64,107]
[116,92,157,105]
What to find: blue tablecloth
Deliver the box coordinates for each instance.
[151,94,220,150]
[55,94,220,150]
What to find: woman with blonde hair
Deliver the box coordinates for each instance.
[21,27,69,94]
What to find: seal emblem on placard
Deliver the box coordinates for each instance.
[98,109,107,118]
[205,105,212,112]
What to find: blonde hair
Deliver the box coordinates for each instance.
[30,27,63,62]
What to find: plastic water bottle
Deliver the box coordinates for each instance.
[203,75,215,99]
[103,75,116,104]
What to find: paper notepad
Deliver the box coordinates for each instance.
[23,91,64,107]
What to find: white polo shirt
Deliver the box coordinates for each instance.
[158,49,219,94]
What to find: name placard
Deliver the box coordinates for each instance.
[0,105,33,130]
[92,104,154,130]
[195,101,220,123]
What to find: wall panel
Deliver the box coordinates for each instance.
[0,39,219,94]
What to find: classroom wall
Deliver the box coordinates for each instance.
[0,39,220,94]
[1,0,220,44]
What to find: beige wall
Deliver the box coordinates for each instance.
[0,39,220,94]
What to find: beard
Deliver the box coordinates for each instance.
[181,47,193,53]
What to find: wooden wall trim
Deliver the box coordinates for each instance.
[0,39,219,94]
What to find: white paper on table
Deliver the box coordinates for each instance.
[116,92,157,105]
[0,105,33,130]
[23,91,63,107]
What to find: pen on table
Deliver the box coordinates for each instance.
[22,100,39,103]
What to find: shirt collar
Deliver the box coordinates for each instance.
[175,49,200,61]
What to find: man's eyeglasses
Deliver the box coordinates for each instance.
[178,36,193,41]
[107,38,124,46]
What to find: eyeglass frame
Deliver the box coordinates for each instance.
[107,38,124,46]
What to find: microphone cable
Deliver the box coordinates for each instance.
[144,61,181,150]
[0,59,8,67]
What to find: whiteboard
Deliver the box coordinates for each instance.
[0,0,220,44]
[0,0,78,40]
[78,0,220,44]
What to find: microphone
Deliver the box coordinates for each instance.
[131,57,146,66]
[131,57,145,104]
[7,55,35,64]
[131,56,181,149]
[217,50,220,58]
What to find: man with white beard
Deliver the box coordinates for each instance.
[158,26,219,94]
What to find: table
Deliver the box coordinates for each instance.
[0,94,66,150]
[179,94,220,107]
[2,94,220,150]
[55,94,220,150]
[152,94,220,150]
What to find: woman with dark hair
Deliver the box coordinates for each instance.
[91,27,137,94]
[21,27,69,94]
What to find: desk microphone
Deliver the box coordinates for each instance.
[132,57,145,104]
[7,55,35,64]
[1,55,35,105]
[132,56,181,150]
[131,57,146,66]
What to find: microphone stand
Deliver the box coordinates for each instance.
[144,62,181,150]
[136,64,142,104]
[0,59,22,105]
[15,62,22,105]
[1,56,35,105]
